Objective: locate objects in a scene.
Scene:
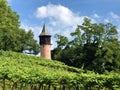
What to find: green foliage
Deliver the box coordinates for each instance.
[0,0,39,55]
[0,50,120,90]
[52,17,120,73]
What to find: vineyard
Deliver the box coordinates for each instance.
[0,50,120,90]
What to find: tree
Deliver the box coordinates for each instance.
[18,29,39,55]
[52,18,120,73]
[51,34,68,60]
[0,0,39,55]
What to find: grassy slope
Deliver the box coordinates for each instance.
[0,50,82,83]
[0,50,81,73]
[0,50,120,89]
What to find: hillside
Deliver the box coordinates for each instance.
[0,50,120,90]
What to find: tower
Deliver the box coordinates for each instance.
[39,24,51,59]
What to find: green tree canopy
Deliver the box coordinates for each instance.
[0,0,39,55]
[52,18,120,73]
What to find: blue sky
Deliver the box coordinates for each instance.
[8,0,120,48]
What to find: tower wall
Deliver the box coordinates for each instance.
[40,44,51,59]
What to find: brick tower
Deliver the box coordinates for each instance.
[39,24,51,59]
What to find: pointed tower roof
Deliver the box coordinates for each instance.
[40,24,50,36]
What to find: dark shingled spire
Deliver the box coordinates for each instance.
[40,24,50,36]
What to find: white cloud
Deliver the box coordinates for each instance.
[104,19,110,23]
[93,13,100,18]
[36,4,84,26]
[109,12,120,19]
